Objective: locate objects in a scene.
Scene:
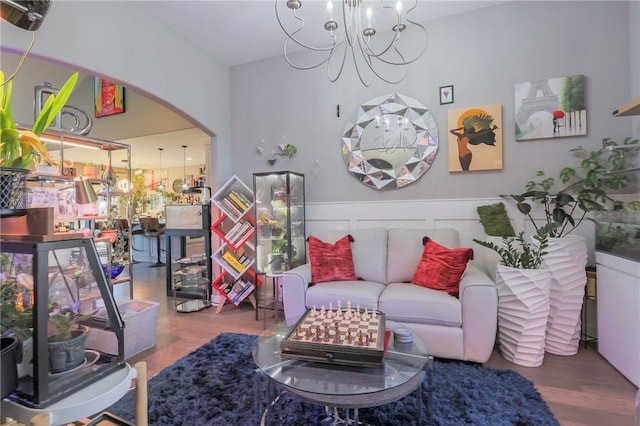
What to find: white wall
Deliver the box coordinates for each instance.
[230,1,635,204]
[629,0,640,139]
[0,0,232,183]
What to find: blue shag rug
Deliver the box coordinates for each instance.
[106,333,559,425]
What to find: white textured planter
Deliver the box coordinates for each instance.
[543,236,587,356]
[496,264,551,367]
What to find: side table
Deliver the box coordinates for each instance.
[255,273,284,327]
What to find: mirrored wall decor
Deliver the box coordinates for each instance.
[342,93,438,190]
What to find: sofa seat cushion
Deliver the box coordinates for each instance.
[379,282,462,327]
[305,280,385,311]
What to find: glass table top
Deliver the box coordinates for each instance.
[252,320,430,397]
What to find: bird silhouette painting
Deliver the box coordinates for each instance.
[448,105,503,172]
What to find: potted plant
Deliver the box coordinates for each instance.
[268,233,297,273]
[1,70,79,217]
[502,137,640,238]
[47,300,90,373]
[33,155,61,175]
[0,252,35,380]
[83,162,100,179]
[473,224,555,367]
[502,137,640,356]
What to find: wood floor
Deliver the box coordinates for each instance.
[124,262,638,426]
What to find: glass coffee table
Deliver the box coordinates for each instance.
[252,320,433,425]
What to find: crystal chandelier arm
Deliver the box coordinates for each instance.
[357,1,428,66]
[354,35,406,86]
[375,18,428,66]
[350,39,375,87]
[275,0,345,52]
[327,41,348,82]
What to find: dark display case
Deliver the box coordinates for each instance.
[164,204,213,312]
[0,237,125,408]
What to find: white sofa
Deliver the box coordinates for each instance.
[281,227,498,363]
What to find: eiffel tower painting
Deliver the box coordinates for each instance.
[514,74,586,141]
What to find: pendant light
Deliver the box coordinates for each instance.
[181,145,190,192]
[156,148,165,191]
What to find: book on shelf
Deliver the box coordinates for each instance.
[219,197,242,219]
[222,251,245,273]
[228,279,254,305]
[225,220,247,241]
[227,192,248,212]
[229,223,253,246]
[234,191,252,208]
[234,282,255,304]
[226,221,253,244]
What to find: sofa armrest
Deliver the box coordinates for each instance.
[459,263,498,363]
[282,263,312,321]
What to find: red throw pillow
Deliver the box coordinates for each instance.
[412,237,474,297]
[308,235,357,283]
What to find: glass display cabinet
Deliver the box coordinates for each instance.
[0,237,125,408]
[253,171,306,274]
[164,204,213,313]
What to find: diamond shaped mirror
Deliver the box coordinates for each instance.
[342,93,438,190]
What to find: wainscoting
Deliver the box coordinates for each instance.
[304,197,596,264]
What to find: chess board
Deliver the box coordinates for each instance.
[280,308,386,367]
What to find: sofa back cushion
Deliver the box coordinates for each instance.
[326,227,387,283]
[386,228,461,283]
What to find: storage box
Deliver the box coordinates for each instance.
[86,300,159,359]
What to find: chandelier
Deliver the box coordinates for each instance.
[275,0,428,86]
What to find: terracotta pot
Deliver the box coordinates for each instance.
[83,165,99,179]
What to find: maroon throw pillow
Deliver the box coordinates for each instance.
[412,237,474,297]
[307,234,357,283]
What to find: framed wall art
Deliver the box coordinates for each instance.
[440,85,454,105]
[95,77,125,118]
[514,74,586,141]
[447,104,503,173]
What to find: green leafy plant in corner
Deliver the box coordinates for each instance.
[501,137,640,238]
[1,71,79,168]
[272,233,298,261]
[473,223,557,269]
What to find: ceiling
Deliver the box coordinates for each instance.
[139,1,506,67]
